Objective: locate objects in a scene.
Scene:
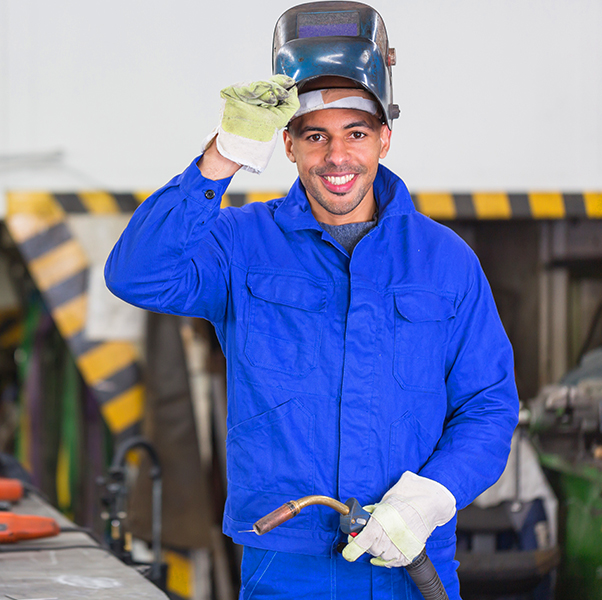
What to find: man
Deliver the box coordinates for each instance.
[105,3,519,598]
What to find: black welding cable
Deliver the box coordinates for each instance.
[405,549,449,600]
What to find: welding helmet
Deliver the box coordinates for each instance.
[272,1,399,129]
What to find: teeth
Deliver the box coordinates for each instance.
[324,174,355,186]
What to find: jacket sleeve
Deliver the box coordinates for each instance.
[104,156,234,328]
[418,255,520,510]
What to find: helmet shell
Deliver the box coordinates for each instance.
[273,1,399,128]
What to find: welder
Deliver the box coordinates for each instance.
[105,2,519,599]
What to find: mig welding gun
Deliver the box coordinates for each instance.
[254,474,454,600]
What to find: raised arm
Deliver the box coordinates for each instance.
[105,76,299,325]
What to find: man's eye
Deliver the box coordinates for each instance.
[307,133,324,142]
[351,131,367,139]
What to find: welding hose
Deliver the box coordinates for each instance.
[254,496,449,600]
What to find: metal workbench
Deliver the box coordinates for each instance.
[0,493,168,600]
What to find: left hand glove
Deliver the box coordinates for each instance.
[342,472,456,568]
[202,75,299,175]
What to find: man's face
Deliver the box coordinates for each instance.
[283,108,391,225]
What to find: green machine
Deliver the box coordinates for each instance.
[530,350,602,599]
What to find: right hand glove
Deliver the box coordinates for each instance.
[342,472,456,568]
[203,75,299,174]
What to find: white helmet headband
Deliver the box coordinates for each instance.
[291,88,381,122]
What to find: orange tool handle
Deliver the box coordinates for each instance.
[0,512,60,543]
[0,478,24,503]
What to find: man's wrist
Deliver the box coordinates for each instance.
[197,137,241,180]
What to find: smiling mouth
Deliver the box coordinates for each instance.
[323,174,356,186]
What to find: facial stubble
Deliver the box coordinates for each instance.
[302,164,373,217]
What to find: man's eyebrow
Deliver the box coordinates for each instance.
[297,125,328,135]
[344,120,376,130]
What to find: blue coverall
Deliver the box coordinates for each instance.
[105,157,519,599]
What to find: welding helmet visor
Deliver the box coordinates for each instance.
[272,1,399,128]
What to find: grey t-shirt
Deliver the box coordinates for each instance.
[319,218,377,254]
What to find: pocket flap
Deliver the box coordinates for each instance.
[247,272,327,312]
[394,291,456,322]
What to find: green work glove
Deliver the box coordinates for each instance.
[203,75,299,174]
[342,472,456,568]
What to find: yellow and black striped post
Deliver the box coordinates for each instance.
[5,191,149,440]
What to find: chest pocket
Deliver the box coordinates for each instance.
[393,291,456,394]
[245,271,327,377]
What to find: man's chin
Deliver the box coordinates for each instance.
[317,197,363,217]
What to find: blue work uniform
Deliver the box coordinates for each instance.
[105,158,519,599]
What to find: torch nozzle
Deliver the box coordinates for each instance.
[253,495,349,535]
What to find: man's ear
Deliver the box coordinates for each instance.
[283,129,296,163]
[379,124,392,160]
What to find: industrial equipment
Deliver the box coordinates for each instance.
[528,348,602,599]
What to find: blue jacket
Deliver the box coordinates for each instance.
[105,157,519,564]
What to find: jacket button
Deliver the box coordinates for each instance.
[205,190,216,199]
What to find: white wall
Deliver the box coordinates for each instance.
[0,0,601,207]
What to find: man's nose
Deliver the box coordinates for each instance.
[325,137,349,165]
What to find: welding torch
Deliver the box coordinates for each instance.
[254,495,449,600]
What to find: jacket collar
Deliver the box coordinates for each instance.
[274,164,416,233]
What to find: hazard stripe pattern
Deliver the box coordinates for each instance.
[12,189,596,219]
[222,190,602,218]
[411,192,602,220]
[4,191,151,439]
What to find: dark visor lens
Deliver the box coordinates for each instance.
[297,11,360,38]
